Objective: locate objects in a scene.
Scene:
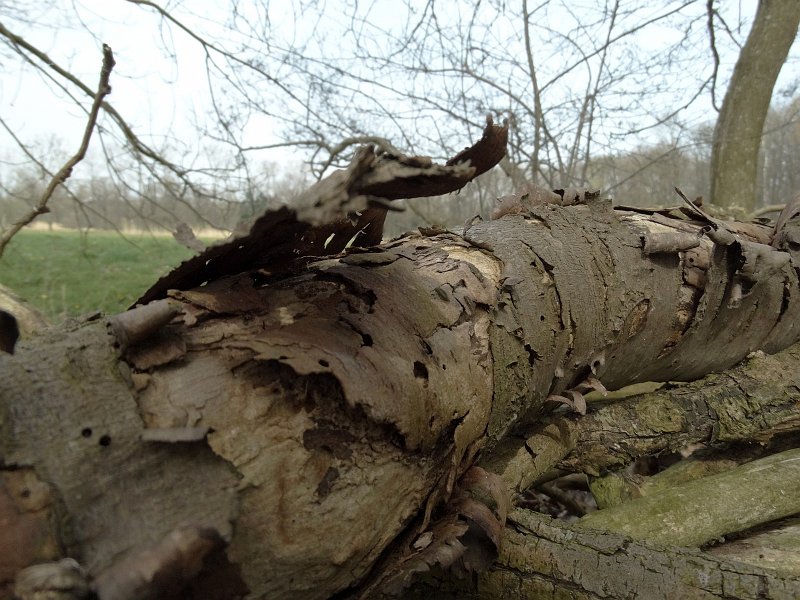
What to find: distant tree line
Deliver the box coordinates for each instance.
[0,1,798,243]
[388,97,800,236]
[0,159,310,235]
[1,96,797,238]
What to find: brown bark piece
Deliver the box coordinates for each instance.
[0,469,60,596]
[135,119,508,306]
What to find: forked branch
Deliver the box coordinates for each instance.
[0,44,115,258]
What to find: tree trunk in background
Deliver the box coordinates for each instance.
[710,0,800,211]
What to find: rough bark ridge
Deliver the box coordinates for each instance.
[3,122,800,598]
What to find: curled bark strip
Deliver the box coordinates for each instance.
[642,232,701,255]
[459,466,512,524]
[361,467,508,598]
[446,115,509,178]
[93,526,226,600]
[772,192,800,249]
[135,120,507,306]
[108,299,179,349]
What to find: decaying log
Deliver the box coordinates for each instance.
[407,510,800,600]
[708,517,800,577]
[485,340,800,497]
[560,343,800,475]
[579,447,800,546]
[3,125,800,598]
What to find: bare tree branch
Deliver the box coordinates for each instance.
[0,44,115,257]
[706,0,722,112]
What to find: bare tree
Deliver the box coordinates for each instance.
[193,0,722,186]
[760,97,800,205]
[2,1,774,244]
[0,6,278,239]
[0,43,114,258]
[709,0,800,211]
[115,0,788,219]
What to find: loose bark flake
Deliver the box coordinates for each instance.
[359,467,509,598]
[135,118,508,306]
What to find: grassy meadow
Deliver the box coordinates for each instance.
[0,229,198,322]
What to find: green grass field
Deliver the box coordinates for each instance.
[0,230,197,322]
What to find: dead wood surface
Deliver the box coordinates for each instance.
[708,517,800,578]
[3,135,800,597]
[578,447,800,547]
[407,509,800,600]
[484,336,800,500]
[561,343,800,474]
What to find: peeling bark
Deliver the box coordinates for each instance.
[2,194,799,597]
[559,341,800,476]
[3,132,800,597]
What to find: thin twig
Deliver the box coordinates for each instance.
[0,45,115,258]
[0,23,190,185]
[706,0,721,112]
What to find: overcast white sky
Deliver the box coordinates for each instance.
[0,0,794,183]
[1,0,236,167]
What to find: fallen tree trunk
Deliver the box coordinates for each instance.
[579,447,800,546]
[407,509,800,600]
[562,343,800,475]
[485,341,800,495]
[3,132,800,598]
